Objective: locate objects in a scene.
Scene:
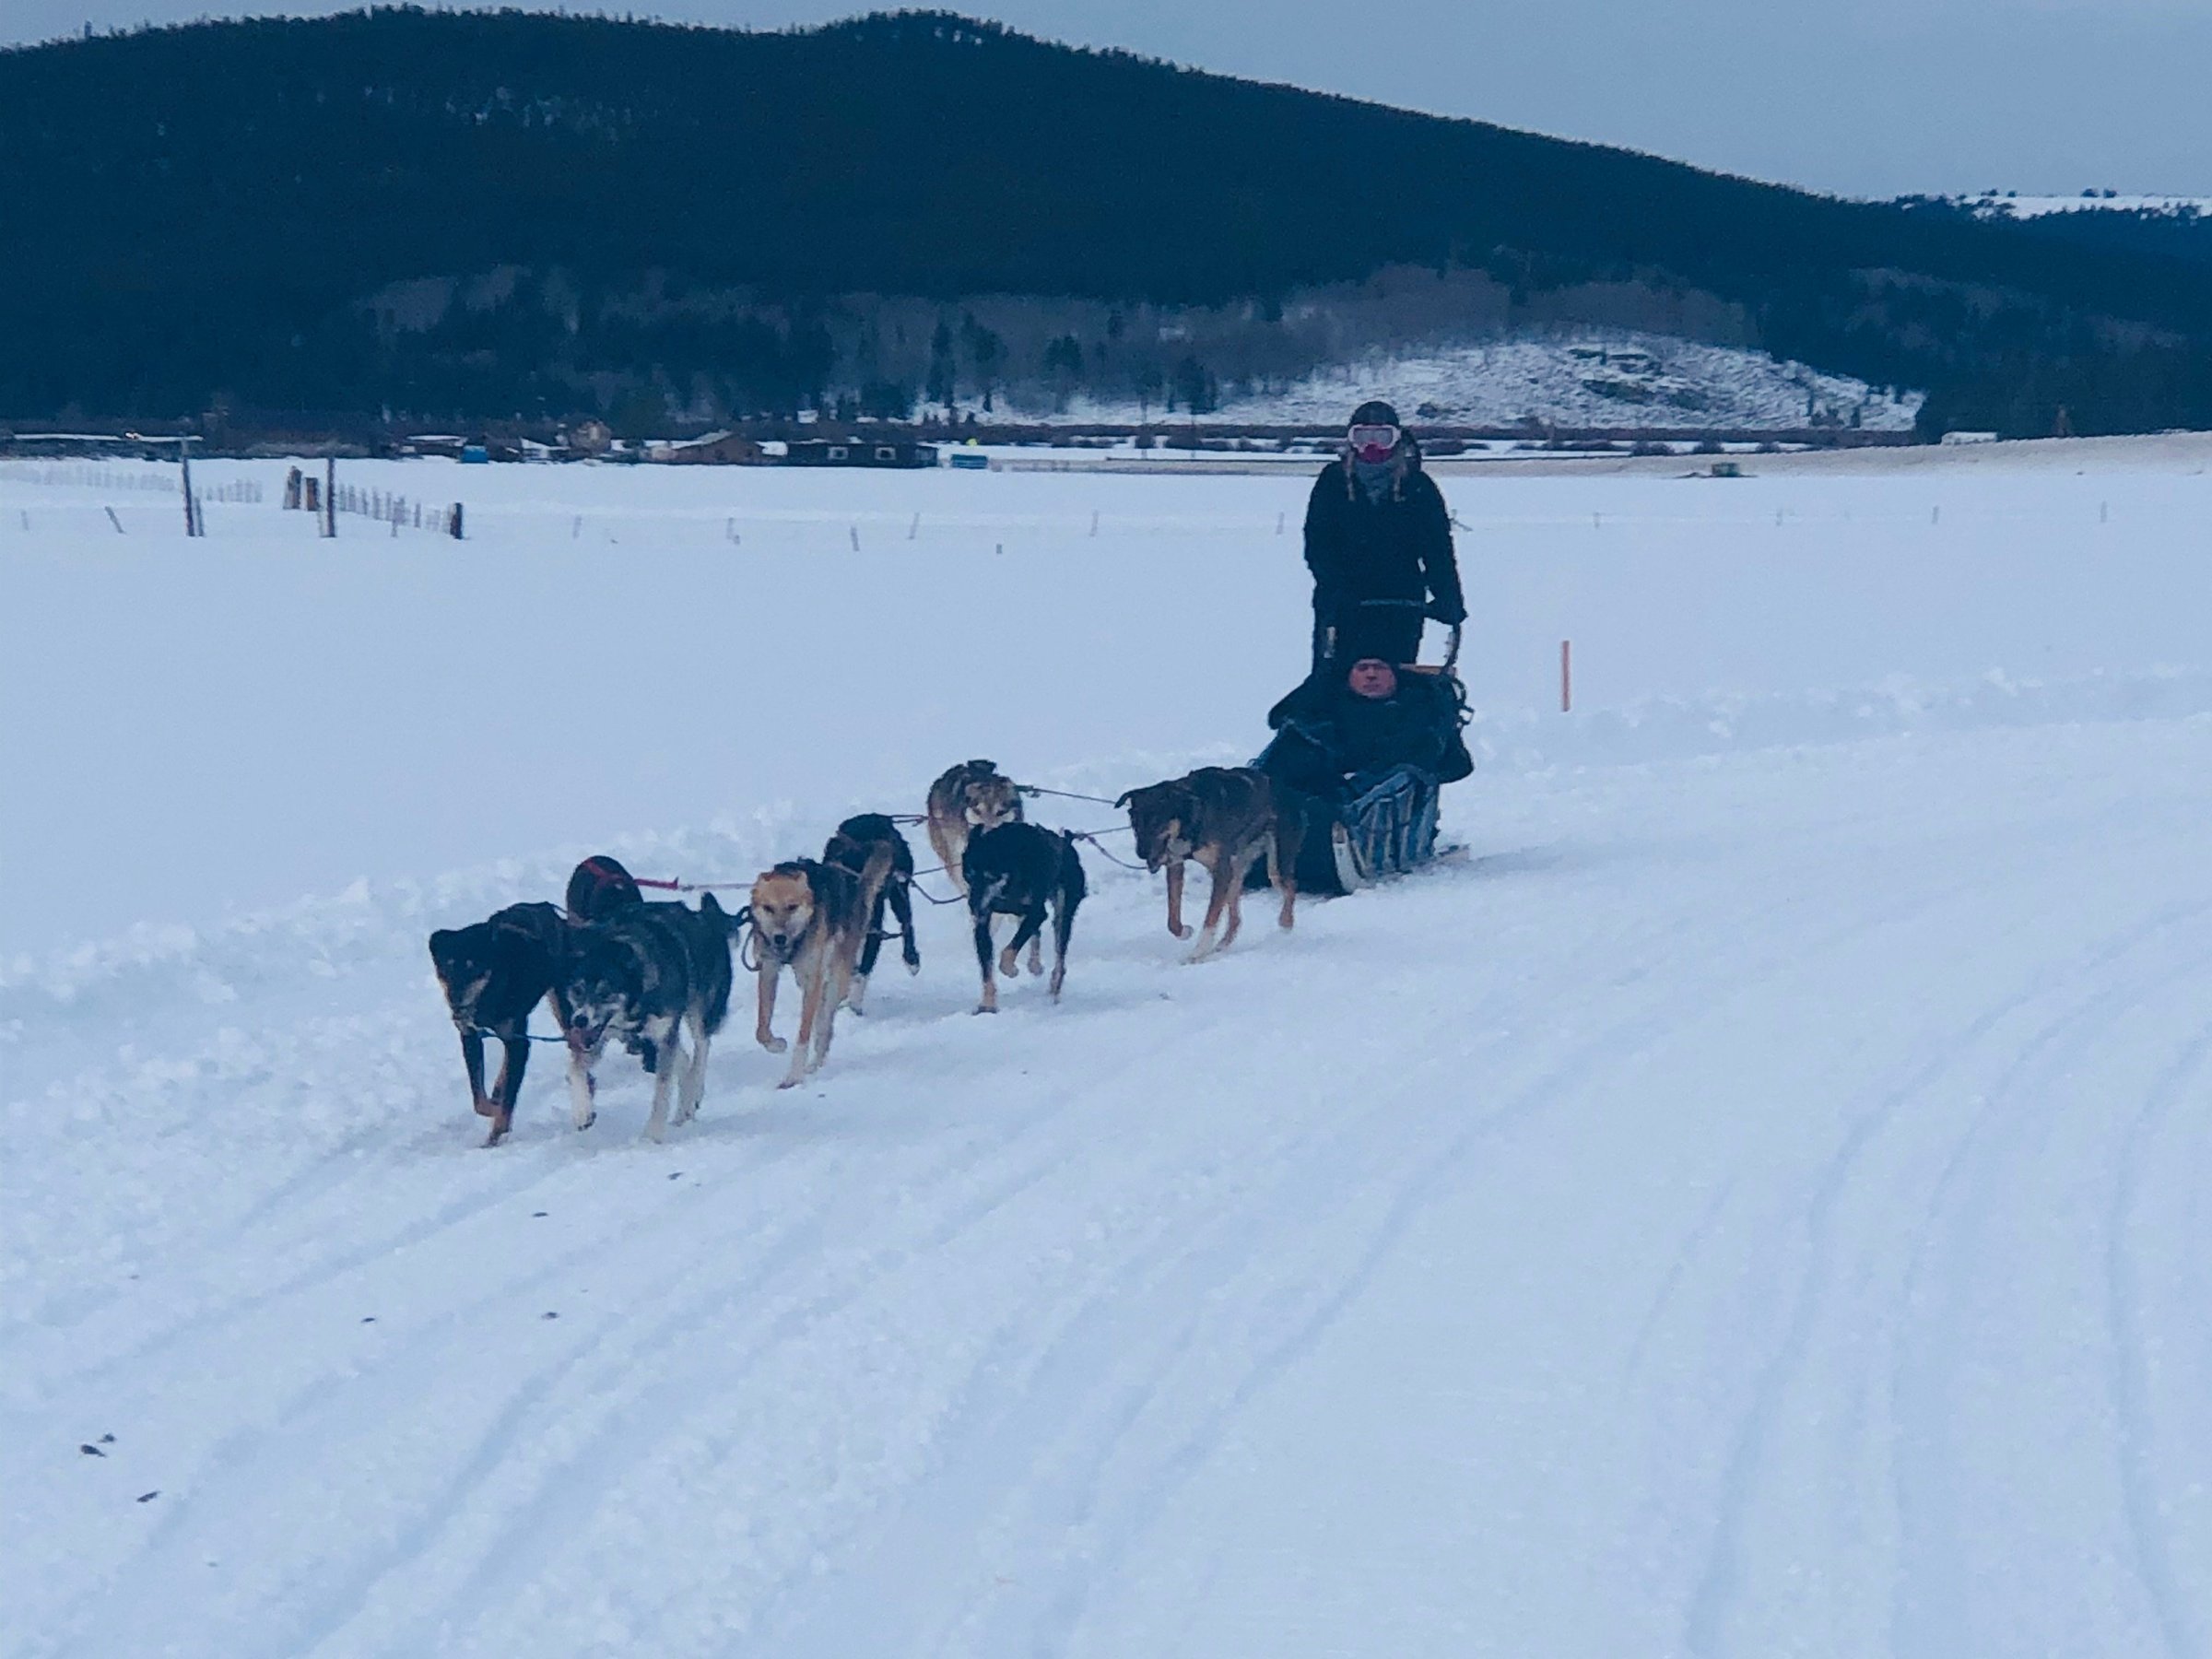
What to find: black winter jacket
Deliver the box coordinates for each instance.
[1302,457,1466,632]
[1260,669,1475,794]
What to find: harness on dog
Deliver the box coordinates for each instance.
[1016,784,1124,807]
[728,903,768,974]
[747,901,819,974]
[907,870,969,906]
[472,1024,567,1044]
[1065,830,1149,872]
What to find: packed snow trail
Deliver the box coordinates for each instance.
[6,446,2208,1654]
[5,709,2208,1658]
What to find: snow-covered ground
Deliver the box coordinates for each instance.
[3,441,2208,1656]
[1033,331,1922,431]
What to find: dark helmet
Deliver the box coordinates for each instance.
[1347,399,1401,429]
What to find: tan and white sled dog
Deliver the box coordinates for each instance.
[748,849,891,1088]
[924,759,1024,898]
[1117,766,1303,961]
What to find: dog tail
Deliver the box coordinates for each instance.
[699,888,751,942]
[857,841,896,916]
[1059,830,1088,904]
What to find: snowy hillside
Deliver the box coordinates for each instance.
[1036,333,1923,431]
[3,441,2209,1656]
[1950,192,2211,219]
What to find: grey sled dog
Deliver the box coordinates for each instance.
[557,896,736,1141]
[924,759,1024,899]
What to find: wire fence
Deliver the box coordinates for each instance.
[327,481,463,536]
[0,463,264,503]
[2,462,178,493]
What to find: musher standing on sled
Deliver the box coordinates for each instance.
[1303,399,1466,672]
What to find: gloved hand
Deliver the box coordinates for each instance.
[1426,598,1466,625]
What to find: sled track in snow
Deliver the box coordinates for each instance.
[5,708,2211,1658]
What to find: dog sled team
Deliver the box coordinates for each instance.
[429,401,1473,1144]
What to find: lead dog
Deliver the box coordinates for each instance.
[429,900,570,1146]
[924,759,1024,898]
[962,822,1086,1013]
[749,847,892,1088]
[1117,766,1301,960]
[558,895,736,1141]
[823,813,920,1012]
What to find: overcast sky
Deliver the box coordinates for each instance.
[7,0,2207,199]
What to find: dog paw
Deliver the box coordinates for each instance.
[1171,924,1194,940]
[573,1111,597,1132]
[759,1037,788,1055]
[776,1074,804,1090]
[972,1005,997,1016]
[905,958,922,975]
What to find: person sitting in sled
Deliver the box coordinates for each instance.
[1303,399,1466,673]
[1256,641,1473,891]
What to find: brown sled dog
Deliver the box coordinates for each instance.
[822,813,921,1013]
[748,847,892,1088]
[924,759,1024,898]
[1117,766,1302,960]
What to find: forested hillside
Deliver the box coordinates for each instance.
[3,7,2206,434]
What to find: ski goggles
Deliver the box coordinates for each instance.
[1347,422,1400,460]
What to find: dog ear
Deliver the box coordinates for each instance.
[1113,789,1134,809]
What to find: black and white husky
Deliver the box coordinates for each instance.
[558,896,736,1141]
[962,823,1086,1013]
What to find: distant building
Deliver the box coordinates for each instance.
[782,438,939,469]
[564,418,613,457]
[657,431,766,465]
